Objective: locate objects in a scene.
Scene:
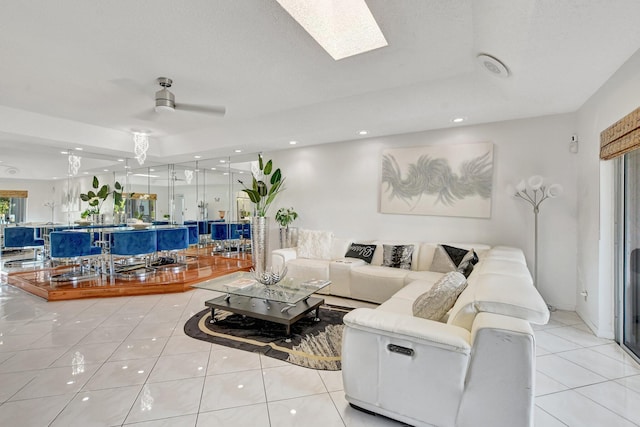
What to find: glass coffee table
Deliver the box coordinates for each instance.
[192,272,331,335]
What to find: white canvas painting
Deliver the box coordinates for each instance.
[380,142,493,218]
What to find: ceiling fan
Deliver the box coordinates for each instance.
[154,77,226,117]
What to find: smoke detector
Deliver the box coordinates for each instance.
[477,53,510,78]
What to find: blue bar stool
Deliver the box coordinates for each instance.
[185,224,199,258]
[3,226,45,267]
[154,227,189,271]
[49,231,102,283]
[210,222,228,253]
[110,229,157,280]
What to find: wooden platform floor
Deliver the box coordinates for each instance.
[2,249,253,301]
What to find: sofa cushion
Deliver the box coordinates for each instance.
[413,271,468,321]
[296,229,334,260]
[286,258,330,281]
[345,243,377,264]
[382,244,414,269]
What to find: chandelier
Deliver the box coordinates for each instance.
[68,153,81,176]
[184,169,193,184]
[133,132,149,165]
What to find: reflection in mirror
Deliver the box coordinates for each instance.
[0,190,28,224]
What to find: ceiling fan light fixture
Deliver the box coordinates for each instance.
[155,88,175,112]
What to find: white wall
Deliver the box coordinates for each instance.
[268,113,578,310]
[0,178,54,223]
[576,48,640,338]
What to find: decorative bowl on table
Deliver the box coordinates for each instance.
[251,265,288,286]
[130,222,151,230]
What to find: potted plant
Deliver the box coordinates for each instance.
[80,176,110,224]
[238,154,285,217]
[275,207,298,248]
[238,154,286,273]
[112,181,125,224]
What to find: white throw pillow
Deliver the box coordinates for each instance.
[296,229,334,260]
[412,271,468,321]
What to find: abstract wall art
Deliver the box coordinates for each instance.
[380,142,494,218]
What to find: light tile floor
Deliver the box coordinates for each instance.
[1,282,639,427]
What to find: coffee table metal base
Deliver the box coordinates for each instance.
[205,294,324,335]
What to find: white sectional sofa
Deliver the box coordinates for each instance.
[272,230,549,427]
[272,231,491,304]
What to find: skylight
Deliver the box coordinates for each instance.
[277,0,388,60]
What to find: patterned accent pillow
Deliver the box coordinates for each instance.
[430,244,479,277]
[382,244,414,269]
[296,230,334,260]
[412,271,468,321]
[344,243,377,264]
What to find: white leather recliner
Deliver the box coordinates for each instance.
[341,246,549,427]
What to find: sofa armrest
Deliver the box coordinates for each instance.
[272,247,297,270]
[343,308,471,353]
[342,308,472,427]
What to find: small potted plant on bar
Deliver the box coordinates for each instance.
[275,207,298,248]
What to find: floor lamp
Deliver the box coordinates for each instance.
[511,175,562,293]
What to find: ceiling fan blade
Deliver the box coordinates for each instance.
[133,109,159,121]
[177,103,226,117]
[109,78,150,98]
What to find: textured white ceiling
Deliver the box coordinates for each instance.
[1,0,640,179]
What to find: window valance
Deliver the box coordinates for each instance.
[600,106,640,160]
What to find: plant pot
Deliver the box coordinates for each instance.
[113,212,126,225]
[91,213,105,225]
[279,227,298,248]
[251,216,269,273]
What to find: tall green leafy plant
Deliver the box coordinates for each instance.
[112,181,125,213]
[80,176,110,214]
[238,154,285,217]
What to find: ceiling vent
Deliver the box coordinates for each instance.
[477,53,510,78]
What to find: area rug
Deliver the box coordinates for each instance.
[184,304,352,371]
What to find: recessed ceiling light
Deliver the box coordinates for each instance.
[219,160,226,163]
[358,130,369,135]
[476,53,510,78]
[289,140,298,145]
[451,117,466,123]
[60,151,68,155]
[117,159,124,162]
[234,149,242,153]
[83,172,89,175]
[149,168,155,172]
[276,0,387,60]
[103,169,109,172]
[211,167,216,170]
[74,147,83,151]
[194,155,202,159]
[223,172,229,175]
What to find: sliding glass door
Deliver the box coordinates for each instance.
[622,149,640,360]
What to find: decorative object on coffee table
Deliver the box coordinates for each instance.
[251,264,288,286]
[510,175,562,289]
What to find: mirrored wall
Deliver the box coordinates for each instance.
[47,151,258,226]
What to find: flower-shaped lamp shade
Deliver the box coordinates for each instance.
[528,175,544,191]
[546,183,563,198]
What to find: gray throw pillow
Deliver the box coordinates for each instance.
[430,244,479,278]
[412,271,468,321]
